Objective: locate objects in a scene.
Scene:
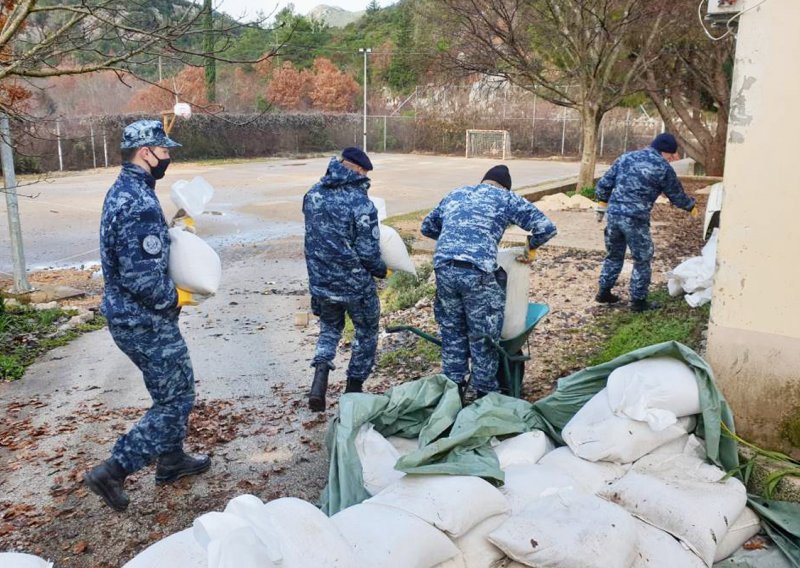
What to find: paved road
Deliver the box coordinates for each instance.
[0,154,579,272]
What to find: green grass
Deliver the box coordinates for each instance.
[0,305,106,381]
[378,338,441,373]
[587,290,710,366]
[565,186,596,200]
[383,208,430,227]
[380,262,435,313]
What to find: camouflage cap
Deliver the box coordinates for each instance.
[120,119,181,150]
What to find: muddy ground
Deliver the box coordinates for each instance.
[0,183,710,567]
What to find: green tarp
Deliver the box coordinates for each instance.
[319,341,799,567]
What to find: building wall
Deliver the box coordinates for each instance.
[706,0,800,457]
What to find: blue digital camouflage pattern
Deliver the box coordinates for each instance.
[422,181,556,393]
[109,321,195,473]
[100,162,179,327]
[311,294,380,382]
[595,146,695,220]
[599,216,655,301]
[303,158,387,302]
[421,182,557,272]
[433,264,505,393]
[120,119,181,150]
[596,146,695,301]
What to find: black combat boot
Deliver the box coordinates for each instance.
[155,450,211,484]
[344,379,363,393]
[83,459,130,512]
[630,298,660,312]
[595,288,621,304]
[308,364,330,412]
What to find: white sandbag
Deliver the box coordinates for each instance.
[207,526,276,568]
[713,507,762,562]
[633,519,705,568]
[168,227,222,295]
[171,177,214,218]
[0,553,54,568]
[686,288,713,308]
[387,435,420,456]
[538,446,628,494]
[599,453,747,566]
[450,514,509,568]
[370,196,388,221]
[123,528,207,568]
[433,555,467,568]
[219,495,283,563]
[488,490,638,568]
[355,423,405,495]
[666,230,718,308]
[563,388,696,463]
[492,431,554,470]
[379,224,417,275]
[496,248,529,340]
[331,502,461,568]
[500,463,581,514]
[606,357,701,431]
[367,474,509,537]
[193,511,253,550]
[645,434,707,460]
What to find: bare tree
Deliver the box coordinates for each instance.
[644,5,734,176]
[429,0,674,190]
[0,0,279,117]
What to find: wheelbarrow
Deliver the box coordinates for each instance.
[385,303,550,399]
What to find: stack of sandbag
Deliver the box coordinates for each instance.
[168,177,221,296]
[667,228,718,308]
[0,553,54,568]
[370,195,417,276]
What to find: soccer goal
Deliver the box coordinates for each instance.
[465,129,511,160]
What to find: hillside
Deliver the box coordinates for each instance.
[308,5,365,27]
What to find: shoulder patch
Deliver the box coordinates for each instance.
[141,234,163,256]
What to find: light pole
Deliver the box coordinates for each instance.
[358,47,372,151]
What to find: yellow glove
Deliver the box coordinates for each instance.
[176,288,198,307]
[690,206,700,218]
[595,201,608,223]
[385,269,393,279]
[527,248,538,262]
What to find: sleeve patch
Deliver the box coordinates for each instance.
[141,234,163,256]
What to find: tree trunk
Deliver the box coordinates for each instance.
[705,110,728,176]
[577,106,601,191]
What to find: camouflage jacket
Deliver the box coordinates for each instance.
[595,147,696,221]
[100,163,179,327]
[421,182,557,273]
[303,158,387,301]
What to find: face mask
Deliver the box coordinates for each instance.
[146,147,171,180]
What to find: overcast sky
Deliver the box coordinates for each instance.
[216,0,397,20]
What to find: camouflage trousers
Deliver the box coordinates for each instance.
[108,320,195,474]
[311,293,380,383]
[599,215,654,301]
[433,263,505,393]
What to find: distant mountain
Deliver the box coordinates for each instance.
[308,5,365,28]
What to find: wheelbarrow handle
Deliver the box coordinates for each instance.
[385,325,443,347]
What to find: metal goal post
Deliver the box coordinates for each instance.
[465,129,511,160]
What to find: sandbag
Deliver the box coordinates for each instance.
[193,512,253,551]
[488,490,638,568]
[450,514,509,568]
[537,446,628,494]
[433,555,467,568]
[599,453,747,566]
[496,248,529,340]
[366,474,509,537]
[492,430,554,470]
[606,357,701,431]
[171,177,214,218]
[714,507,762,562]
[168,227,222,295]
[331,502,461,568]
[0,553,54,568]
[633,519,705,568]
[379,224,417,275]
[500,463,582,514]
[562,388,696,463]
[369,196,388,222]
[207,526,275,568]
[355,423,405,495]
[387,435,420,456]
[122,528,207,568]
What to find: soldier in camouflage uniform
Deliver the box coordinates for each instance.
[303,147,387,412]
[595,133,697,312]
[422,165,556,399]
[83,120,210,512]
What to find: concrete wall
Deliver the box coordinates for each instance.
[706,0,800,457]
